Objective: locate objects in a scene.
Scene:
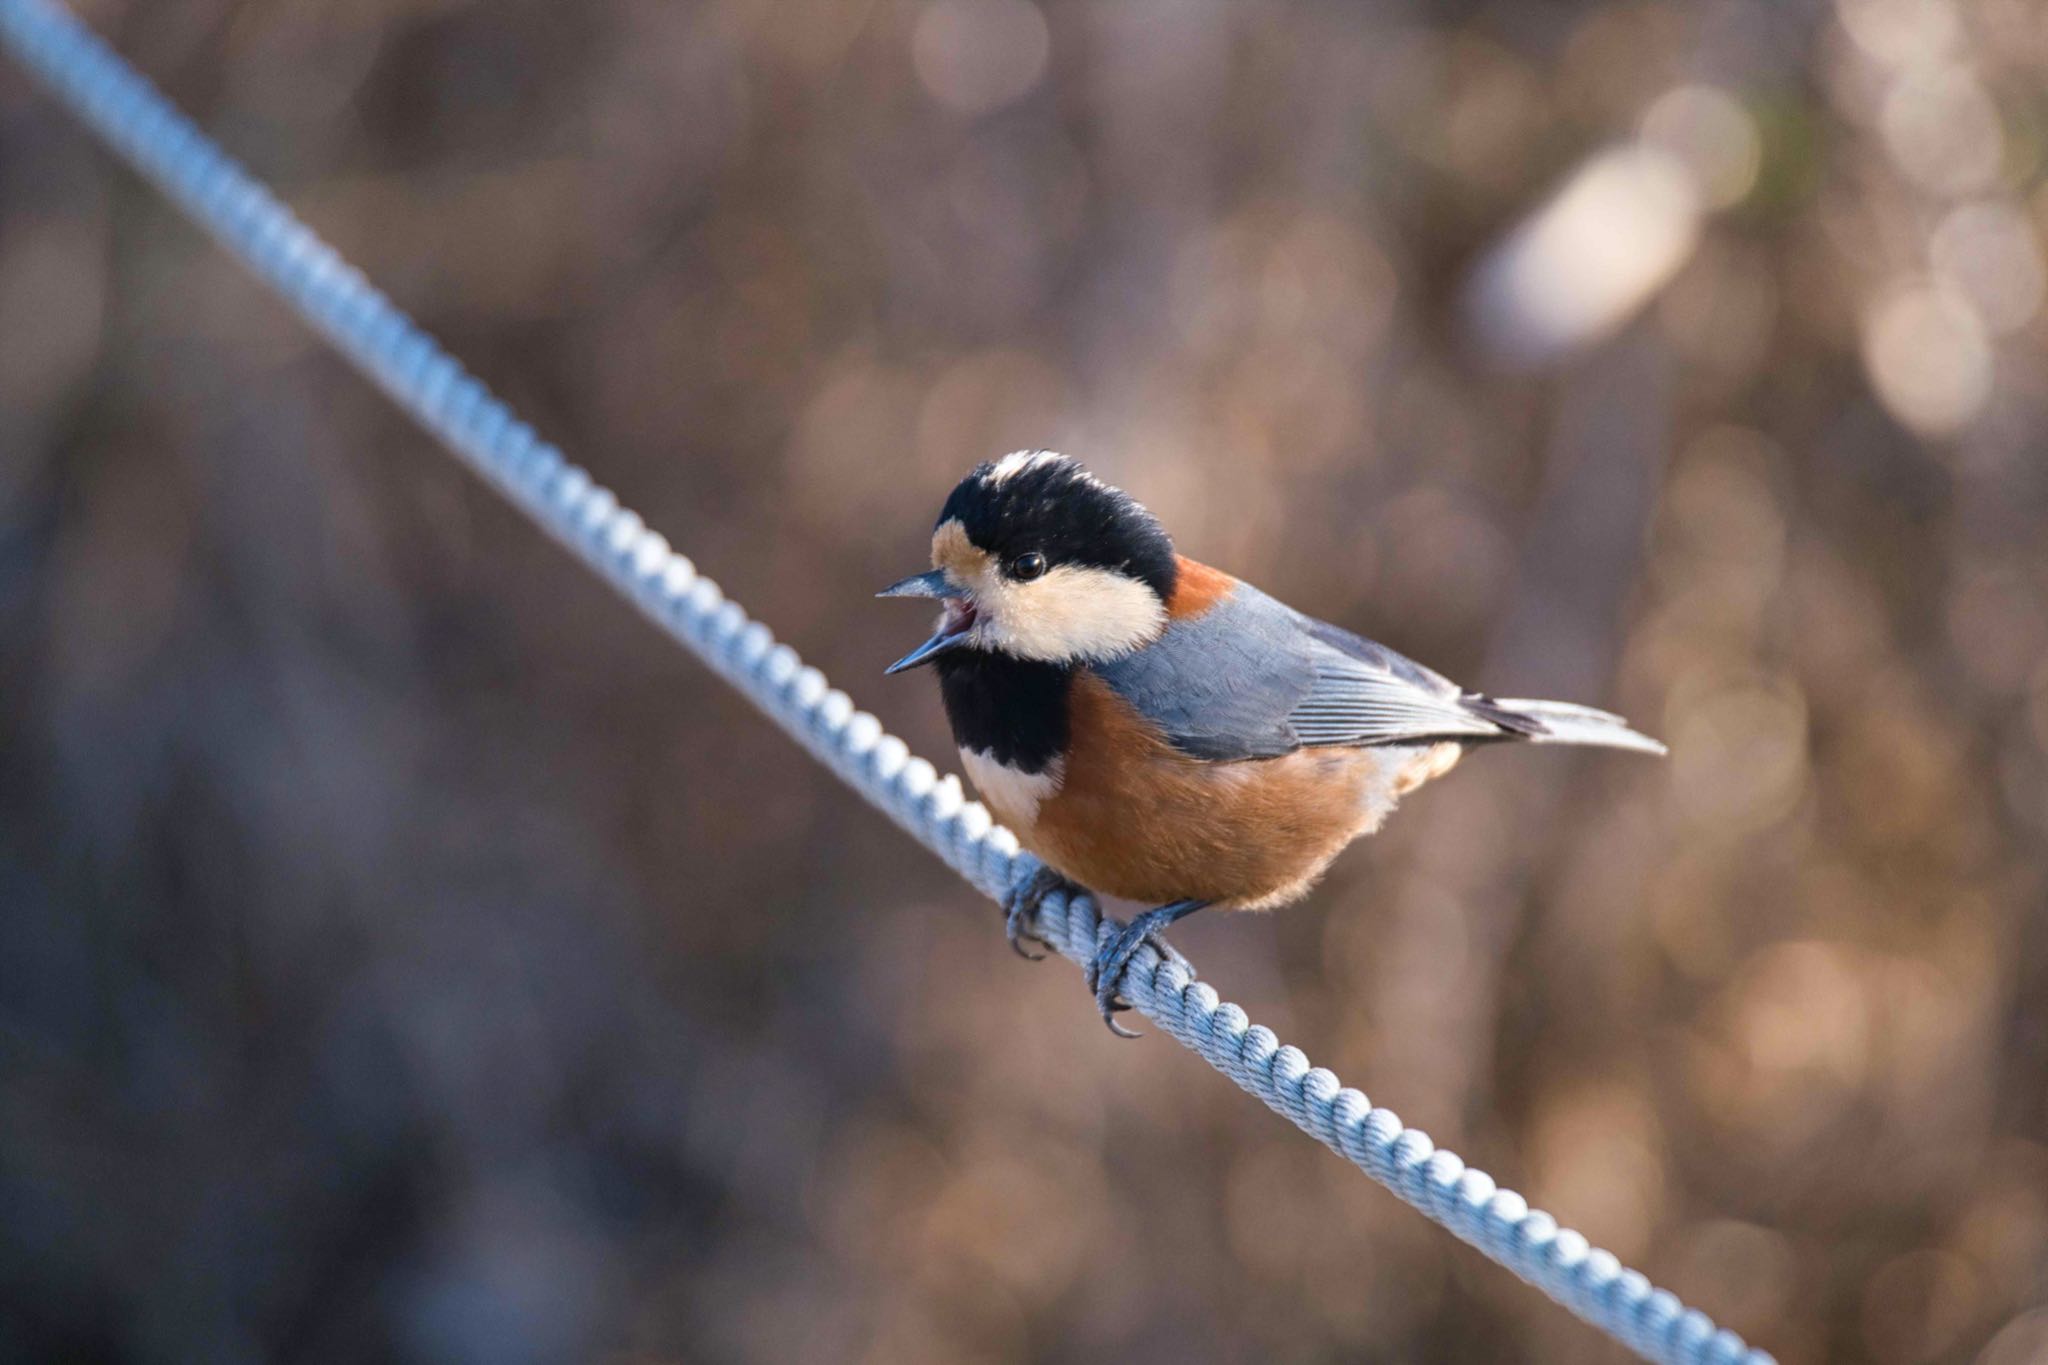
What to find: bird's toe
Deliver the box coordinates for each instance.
[1001,866,1072,961]
[1088,924,1153,1035]
[1085,899,1208,1038]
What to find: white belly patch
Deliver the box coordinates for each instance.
[959,748,1063,829]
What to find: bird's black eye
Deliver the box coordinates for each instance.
[1009,552,1048,581]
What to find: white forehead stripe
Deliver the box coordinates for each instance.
[987,449,1080,485]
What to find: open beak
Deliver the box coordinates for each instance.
[876,569,963,602]
[878,571,976,673]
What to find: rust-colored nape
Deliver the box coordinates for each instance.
[1167,556,1236,619]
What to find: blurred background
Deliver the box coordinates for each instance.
[2,0,2046,1361]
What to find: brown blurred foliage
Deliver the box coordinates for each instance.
[2,0,2046,1362]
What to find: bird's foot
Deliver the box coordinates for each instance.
[1001,865,1077,961]
[1085,899,1208,1038]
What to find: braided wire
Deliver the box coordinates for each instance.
[0,3,1775,1360]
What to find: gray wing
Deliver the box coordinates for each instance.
[1288,614,1540,747]
[1093,583,1532,762]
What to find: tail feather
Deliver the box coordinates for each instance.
[1488,697,1667,757]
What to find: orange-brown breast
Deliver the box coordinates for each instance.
[1023,672,1417,910]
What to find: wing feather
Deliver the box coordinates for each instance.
[1290,655,1515,746]
[1094,581,1522,760]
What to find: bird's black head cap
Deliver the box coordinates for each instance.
[936,452,1178,600]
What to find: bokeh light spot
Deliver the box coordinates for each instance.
[912,0,1051,117]
[1859,280,1993,436]
[1467,146,1702,367]
[1930,201,2046,336]
[1640,85,1763,210]
[1880,66,2005,197]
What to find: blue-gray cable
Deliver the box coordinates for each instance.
[0,2,1774,1360]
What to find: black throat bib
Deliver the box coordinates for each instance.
[934,651,1072,775]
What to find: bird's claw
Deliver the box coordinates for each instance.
[1004,875,1206,1038]
[1086,900,1205,1037]
[1001,866,1071,961]
[1086,925,1160,1035]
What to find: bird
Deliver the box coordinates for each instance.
[880,451,1665,1035]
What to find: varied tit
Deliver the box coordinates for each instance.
[881,451,1664,1036]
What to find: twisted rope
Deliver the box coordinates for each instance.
[0,3,1774,1360]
